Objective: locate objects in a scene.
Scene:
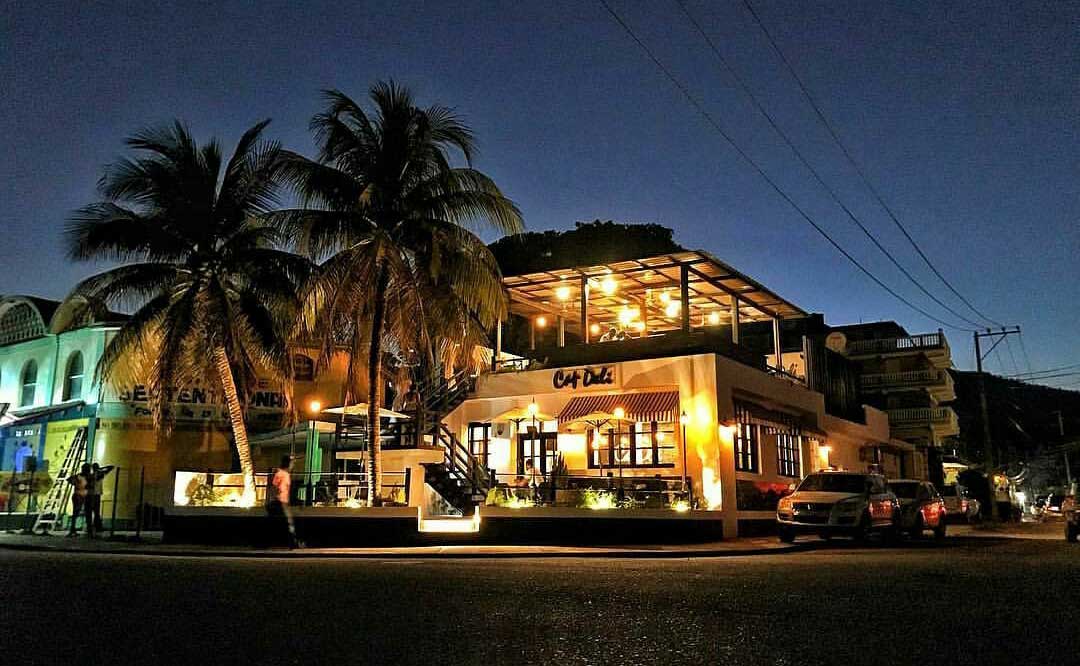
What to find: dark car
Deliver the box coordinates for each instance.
[889,480,947,540]
[1063,492,1079,542]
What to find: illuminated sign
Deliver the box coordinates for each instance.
[552,366,615,390]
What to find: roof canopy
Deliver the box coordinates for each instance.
[503,251,806,337]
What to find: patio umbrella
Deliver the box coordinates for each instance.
[560,410,619,432]
[488,405,554,424]
[322,403,410,420]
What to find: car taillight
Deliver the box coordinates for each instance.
[869,500,893,519]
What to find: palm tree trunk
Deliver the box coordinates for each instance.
[366,263,389,506]
[213,346,255,503]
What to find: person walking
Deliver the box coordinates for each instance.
[85,463,115,537]
[269,455,300,548]
[65,464,90,536]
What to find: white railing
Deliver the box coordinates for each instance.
[886,407,956,425]
[846,333,946,355]
[861,369,942,388]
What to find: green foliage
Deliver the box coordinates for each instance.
[489,220,684,277]
[188,482,223,507]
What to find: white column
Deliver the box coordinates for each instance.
[730,297,740,344]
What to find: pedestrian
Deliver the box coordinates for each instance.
[65,463,91,536]
[85,463,115,537]
[269,455,300,548]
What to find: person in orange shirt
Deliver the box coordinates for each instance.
[268,455,300,548]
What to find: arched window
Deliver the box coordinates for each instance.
[292,354,315,382]
[63,351,84,401]
[20,360,38,407]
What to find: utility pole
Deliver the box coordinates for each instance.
[974,326,1021,521]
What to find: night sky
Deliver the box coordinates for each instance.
[3,1,1078,381]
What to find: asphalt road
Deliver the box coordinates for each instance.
[1,537,1077,665]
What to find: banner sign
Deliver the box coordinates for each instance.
[552,366,615,390]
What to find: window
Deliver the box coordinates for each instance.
[468,422,491,468]
[63,351,84,401]
[20,360,38,407]
[775,430,801,477]
[292,354,315,382]
[588,421,676,469]
[734,404,759,473]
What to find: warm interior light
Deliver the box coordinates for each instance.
[657,431,666,443]
[535,316,547,328]
[679,411,689,426]
[664,300,681,318]
[589,323,601,336]
[527,401,539,418]
[707,311,721,326]
[600,275,617,295]
[617,306,637,326]
[632,321,646,332]
[659,291,671,304]
[308,399,322,414]
[555,285,571,301]
[613,406,626,420]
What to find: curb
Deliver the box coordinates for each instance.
[0,540,814,560]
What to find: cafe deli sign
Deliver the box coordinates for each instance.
[552,365,616,390]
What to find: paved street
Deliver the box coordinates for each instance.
[2,535,1078,665]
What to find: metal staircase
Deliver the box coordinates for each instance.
[411,370,490,513]
[31,427,87,534]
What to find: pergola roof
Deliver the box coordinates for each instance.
[503,251,806,335]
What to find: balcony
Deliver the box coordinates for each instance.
[846,333,947,356]
[886,406,960,439]
[860,368,955,401]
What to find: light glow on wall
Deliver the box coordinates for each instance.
[417,506,482,533]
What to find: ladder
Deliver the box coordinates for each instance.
[31,427,88,535]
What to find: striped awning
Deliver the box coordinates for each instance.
[558,391,680,425]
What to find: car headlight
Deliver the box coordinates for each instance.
[777,497,793,513]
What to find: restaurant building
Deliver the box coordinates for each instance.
[430,251,918,538]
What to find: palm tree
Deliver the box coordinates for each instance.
[65,120,310,502]
[277,81,523,504]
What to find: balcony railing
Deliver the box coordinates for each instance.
[845,333,946,356]
[860,369,945,389]
[886,407,956,426]
[486,473,692,510]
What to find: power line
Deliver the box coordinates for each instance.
[1003,335,1021,375]
[672,0,983,331]
[1017,332,1035,374]
[1007,362,1080,378]
[596,0,976,332]
[739,0,1005,329]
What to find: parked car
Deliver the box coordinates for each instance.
[1063,493,1079,542]
[889,480,948,540]
[940,484,981,523]
[776,471,899,543]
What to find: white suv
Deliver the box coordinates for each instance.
[776,471,899,543]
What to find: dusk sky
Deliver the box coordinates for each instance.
[3,1,1077,383]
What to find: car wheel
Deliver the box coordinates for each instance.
[934,522,947,541]
[778,527,796,544]
[1067,523,1078,543]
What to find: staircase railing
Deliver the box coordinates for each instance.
[436,424,491,499]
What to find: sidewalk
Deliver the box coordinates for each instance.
[0,530,808,559]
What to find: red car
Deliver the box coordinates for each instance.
[888,480,947,540]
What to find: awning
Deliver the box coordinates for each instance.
[558,391,680,425]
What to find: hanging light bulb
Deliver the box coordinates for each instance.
[555,285,571,301]
[600,275,617,296]
[707,311,721,326]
